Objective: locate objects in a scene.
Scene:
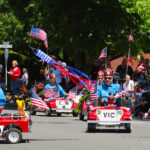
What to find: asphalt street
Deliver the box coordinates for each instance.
[0,109,150,150]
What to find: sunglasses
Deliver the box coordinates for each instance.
[97,77,104,80]
[105,77,112,80]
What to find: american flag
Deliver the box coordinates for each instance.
[117,91,126,96]
[98,47,107,59]
[0,106,4,114]
[90,82,97,101]
[128,32,134,42]
[30,26,48,48]
[44,88,58,98]
[69,89,76,100]
[31,98,50,110]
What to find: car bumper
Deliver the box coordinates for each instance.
[87,120,131,125]
[51,108,72,113]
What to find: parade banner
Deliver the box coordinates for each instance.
[34,49,92,89]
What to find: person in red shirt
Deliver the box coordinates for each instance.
[8,60,21,95]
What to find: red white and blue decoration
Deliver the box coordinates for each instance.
[98,47,107,59]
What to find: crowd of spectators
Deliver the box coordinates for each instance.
[0,54,150,118]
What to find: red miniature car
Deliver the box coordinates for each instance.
[0,107,32,144]
[87,106,132,133]
[45,98,78,116]
[31,98,78,117]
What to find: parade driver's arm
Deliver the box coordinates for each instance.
[58,85,67,97]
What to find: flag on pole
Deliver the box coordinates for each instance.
[128,32,134,42]
[98,47,107,59]
[0,106,4,114]
[31,98,50,110]
[69,89,76,100]
[30,26,48,48]
[43,88,58,98]
[90,82,97,101]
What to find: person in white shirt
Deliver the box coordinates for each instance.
[123,74,134,97]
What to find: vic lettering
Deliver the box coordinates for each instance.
[103,112,115,118]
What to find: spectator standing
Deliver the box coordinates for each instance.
[8,60,21,95]
[145,58,150,89]
[21,68,28,93]
[134,55,146,89]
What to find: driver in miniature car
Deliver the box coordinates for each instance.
[44,73,68,98]
[97,68,120,105]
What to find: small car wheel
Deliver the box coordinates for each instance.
[31,106,36,115]
[87,124,96,133]
[57,113,62,116]
[45,109,51,116]
[79,114,84,120]
[79,108,84,120]
[31,109,36,115]
[72,112,78,117]
[6,128,22,144]
[125,124,132,133]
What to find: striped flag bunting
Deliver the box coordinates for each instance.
[31,98,50,110]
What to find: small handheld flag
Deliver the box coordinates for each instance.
[31,98,50,110]
[99,47,107,59]
[30,26,48,48]
[128,32,134,42]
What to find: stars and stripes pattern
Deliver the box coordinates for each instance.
[98,47,107,59]
[43,88,58,98]
[31,98,49,110]
[30,26,48,48]
[128,32,134,42]
[90,82,97,101]
[69,89,77,100]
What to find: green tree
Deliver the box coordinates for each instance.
[0,0,148,74]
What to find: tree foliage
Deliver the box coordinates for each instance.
[0,0,149,73]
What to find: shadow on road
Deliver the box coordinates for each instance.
[85,129,130,134]
[28,138,79,142]
[0,138,79,144]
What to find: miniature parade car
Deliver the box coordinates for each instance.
[0,106,32,144]
[45,98,78,116]
[87,106,132,133]
[31,98,79,117]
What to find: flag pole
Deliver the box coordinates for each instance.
[126,41,131,75]
[96,80,99,106]
[126,30,132,75]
